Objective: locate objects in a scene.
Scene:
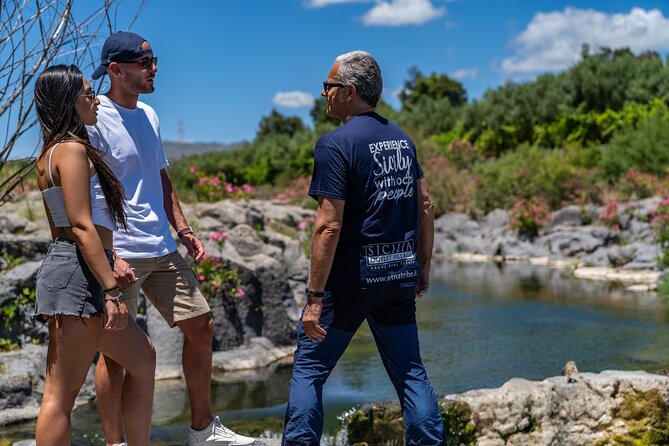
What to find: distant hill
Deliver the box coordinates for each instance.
[163,140,244,161]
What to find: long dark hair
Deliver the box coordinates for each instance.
[34,65,126,230]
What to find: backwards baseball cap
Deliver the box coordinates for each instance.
[91,31,153,80]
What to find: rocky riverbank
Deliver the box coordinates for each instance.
[433,196,665,290]
[336,369,669,446]
[1,194,667,436]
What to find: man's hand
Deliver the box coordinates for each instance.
[103,299,128,331]
[416,265,430,299]
[113,256,137,290]
[301,296,327,341]
[180,233,206,261]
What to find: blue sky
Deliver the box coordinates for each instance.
[7,0,669,157]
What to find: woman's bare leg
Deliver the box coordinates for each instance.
[36,316,102,446]
[99,319,155,446]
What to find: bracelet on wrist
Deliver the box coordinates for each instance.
[103,284,119,293]
[305,288,325,298]
[103,293,124,311]
[177,226,194,238]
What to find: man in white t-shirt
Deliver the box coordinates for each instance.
[87,31,255,446]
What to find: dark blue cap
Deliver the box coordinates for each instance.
[92,31,153,80]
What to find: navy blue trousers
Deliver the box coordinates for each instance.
[282,288,444,445]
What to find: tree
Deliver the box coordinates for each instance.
[0,0,147,204]
[256,109,305,140]
[399,67,467,110]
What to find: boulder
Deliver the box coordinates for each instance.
[0,232,50,262]
[548,205,584,228]
[434,213,480,236]
[537,226,617,257]
[481,209,509,230]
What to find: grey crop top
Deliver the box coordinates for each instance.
[41,144,118,231]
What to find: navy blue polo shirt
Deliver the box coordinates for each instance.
[308,112,424,292]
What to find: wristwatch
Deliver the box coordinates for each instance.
[177,226,194,238]
[305,288,325,298]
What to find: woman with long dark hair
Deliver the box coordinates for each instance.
[33,64,155,446]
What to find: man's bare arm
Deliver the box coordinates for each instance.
[416,177,434,298]
[302,196,345,341]
[160,168,205,261]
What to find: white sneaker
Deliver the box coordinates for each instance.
[187,416,256,445]
[112,443,127,446]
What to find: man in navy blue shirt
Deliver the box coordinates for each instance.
[282,51,444,445]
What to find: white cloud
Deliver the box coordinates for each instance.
[502,7,669,75]
[306,0,372,7]
[450,68,478,80]
[363,0,445,26]
[273,91,315,108]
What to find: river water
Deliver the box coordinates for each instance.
[4,260,669,444]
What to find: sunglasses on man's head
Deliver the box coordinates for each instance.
[323,82,346,94]
[118,56,158,70]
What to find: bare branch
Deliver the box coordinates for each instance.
[0,0,146,204]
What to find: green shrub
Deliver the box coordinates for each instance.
[423,156,478,217]
[473,145,597,213]
[602,113,669,180]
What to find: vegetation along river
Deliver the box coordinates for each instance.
[4,260,669,444]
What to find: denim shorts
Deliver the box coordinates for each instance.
[34,238,114,323]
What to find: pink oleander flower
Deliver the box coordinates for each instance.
[275,193,288,200]
[198,274,206,282]
[189,166,197,174]
[242,184,253,193]
[225,183,234,193]
[298,221,307,230]
[208,231,228,242]
[197,177,208,187]
[236,288,245,298]
[209,177,221,187]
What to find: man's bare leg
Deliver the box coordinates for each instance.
[176,312,214,430]
[95,354,126,446]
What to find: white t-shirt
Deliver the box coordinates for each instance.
[86,95,177,258]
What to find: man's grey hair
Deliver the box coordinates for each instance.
[335,50,382,107]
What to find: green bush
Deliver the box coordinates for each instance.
[423,156,478,217]
[473,145,598,212]
[602,113,669,180]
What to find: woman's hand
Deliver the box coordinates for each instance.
[103,297,128,331]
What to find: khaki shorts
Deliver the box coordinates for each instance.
[121,251,210,327]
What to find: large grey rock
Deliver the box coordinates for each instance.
[249,199,315,227]
[434,212,480,236]
[635,196,662,218]
[481,209,509,230]
[499,237,550,259]
[264,228,309,281]
[227,224,264,257]
[622,242,660,270]
[0,232,50,261]
[548,205,584,228]
[193,201,263,229]
[578,246,614,267]
[450,370,669,446]
[537,226,617,257]
[210,253,296,351]
[0,261,41,305]
[212,337,294,372]
[456,235,502,256]
[0,214,37,235]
